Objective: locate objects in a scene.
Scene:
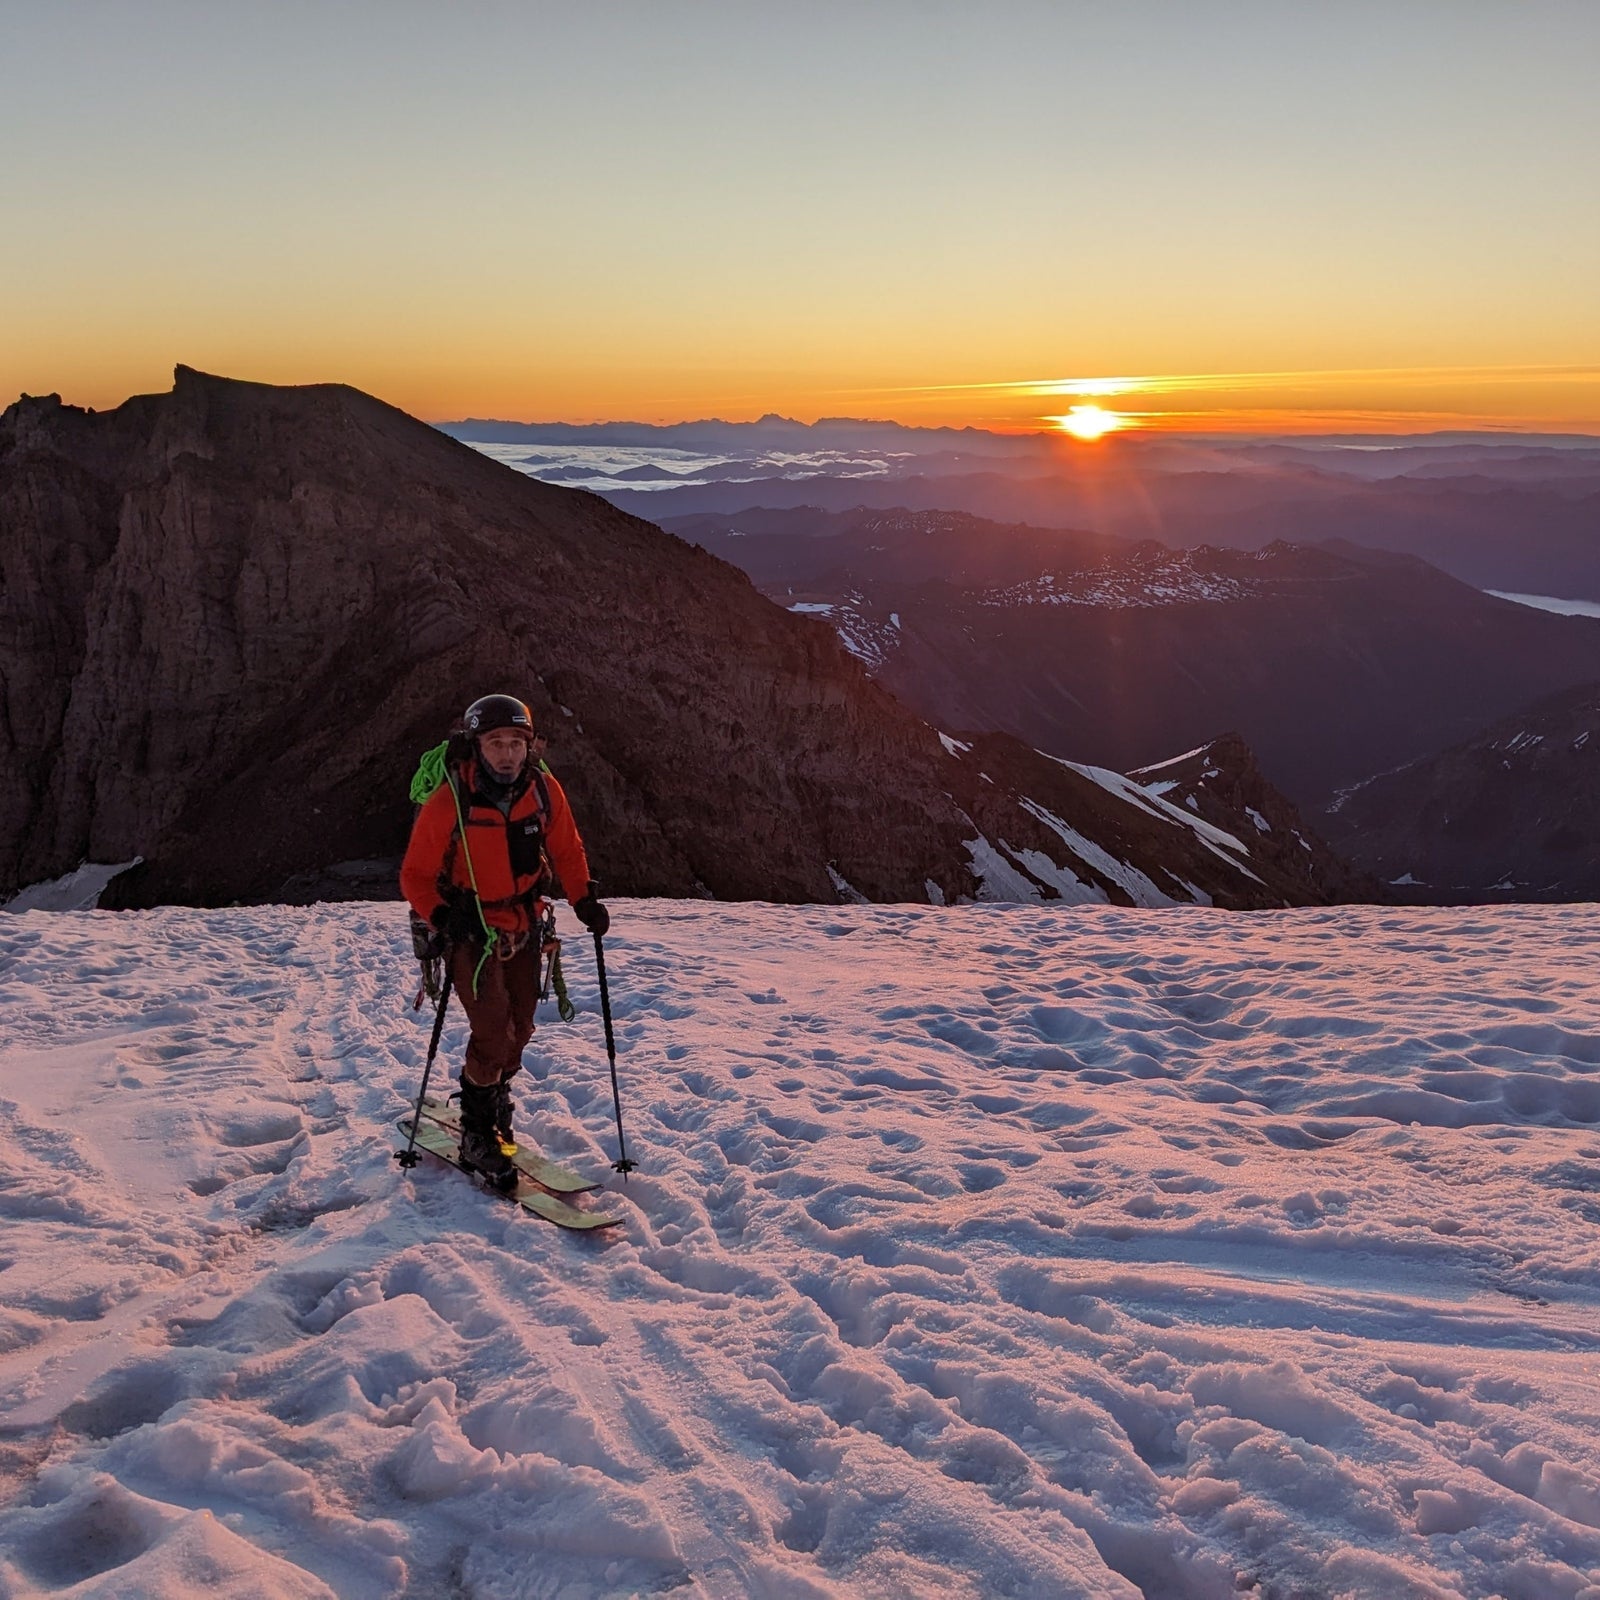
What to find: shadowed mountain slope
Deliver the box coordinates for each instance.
[1321,682,1600,902]
[738,525,1600,803]
[663,508,1133,590]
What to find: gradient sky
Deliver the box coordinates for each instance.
[4,1,1598,433]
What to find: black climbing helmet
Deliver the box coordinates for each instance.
[462,694,535,738]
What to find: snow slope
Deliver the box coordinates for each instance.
[2,862,140,914]
[1488,592,1600,621]
[3,901,1600,1599]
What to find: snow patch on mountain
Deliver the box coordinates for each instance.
[1046,756,1264,884]
[962,835,1044,902]
[1017,798,1177,908]
[982,549,1255,610]
[3,859,142,912]
[788,592,898,668]
[1007,846,1109,906]
[827,864,869,904]
[1136,745,1211,774]
[1487,590,1600,619]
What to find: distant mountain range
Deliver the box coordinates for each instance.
[439,413,1041,454]
[10,379,1586,910]
[445,417,1600,599]
[641,472,1600,600]
[1321,681,1600,901]
[0,370,1359,913]
[658,508,1600,804]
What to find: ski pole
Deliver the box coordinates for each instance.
[396,967,454,1170]
[592,931,636,1176]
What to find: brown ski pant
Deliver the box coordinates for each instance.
[450,941,540,1087]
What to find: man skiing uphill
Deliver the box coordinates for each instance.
[400,694,609,1185]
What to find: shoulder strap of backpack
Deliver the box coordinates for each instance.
[530,763,552,827]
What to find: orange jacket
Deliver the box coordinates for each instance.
[400,760,593,936]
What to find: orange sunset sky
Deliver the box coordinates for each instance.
[3,3,1597,436]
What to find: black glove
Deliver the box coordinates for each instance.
[430,895,482,946]
[573,894,610,937]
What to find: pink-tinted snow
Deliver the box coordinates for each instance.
[2,901,1599,1598]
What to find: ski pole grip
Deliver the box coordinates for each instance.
[595,932,619,1063]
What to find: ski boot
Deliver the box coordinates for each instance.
[494,1066,520,1153]
[458,1082,516,1191]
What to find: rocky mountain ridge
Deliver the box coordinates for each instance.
[1,369,1368,913]
[1128,734,1375,904]
[944,732,1377,909]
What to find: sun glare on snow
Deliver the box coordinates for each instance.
[1049,404,1127,441]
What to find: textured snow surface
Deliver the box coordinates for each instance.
[3,902,1600,1599]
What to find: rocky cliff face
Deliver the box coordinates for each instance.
[0,369,974,906]
[0,368,1373,912]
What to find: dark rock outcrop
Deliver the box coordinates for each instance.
[1320,683,1600,902]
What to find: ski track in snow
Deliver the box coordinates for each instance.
[2,902,1600,1598]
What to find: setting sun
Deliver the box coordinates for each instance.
[1049,404,1128,441]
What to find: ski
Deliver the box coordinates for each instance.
[397,1116,623,1231]
[411,1094,601,1194]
